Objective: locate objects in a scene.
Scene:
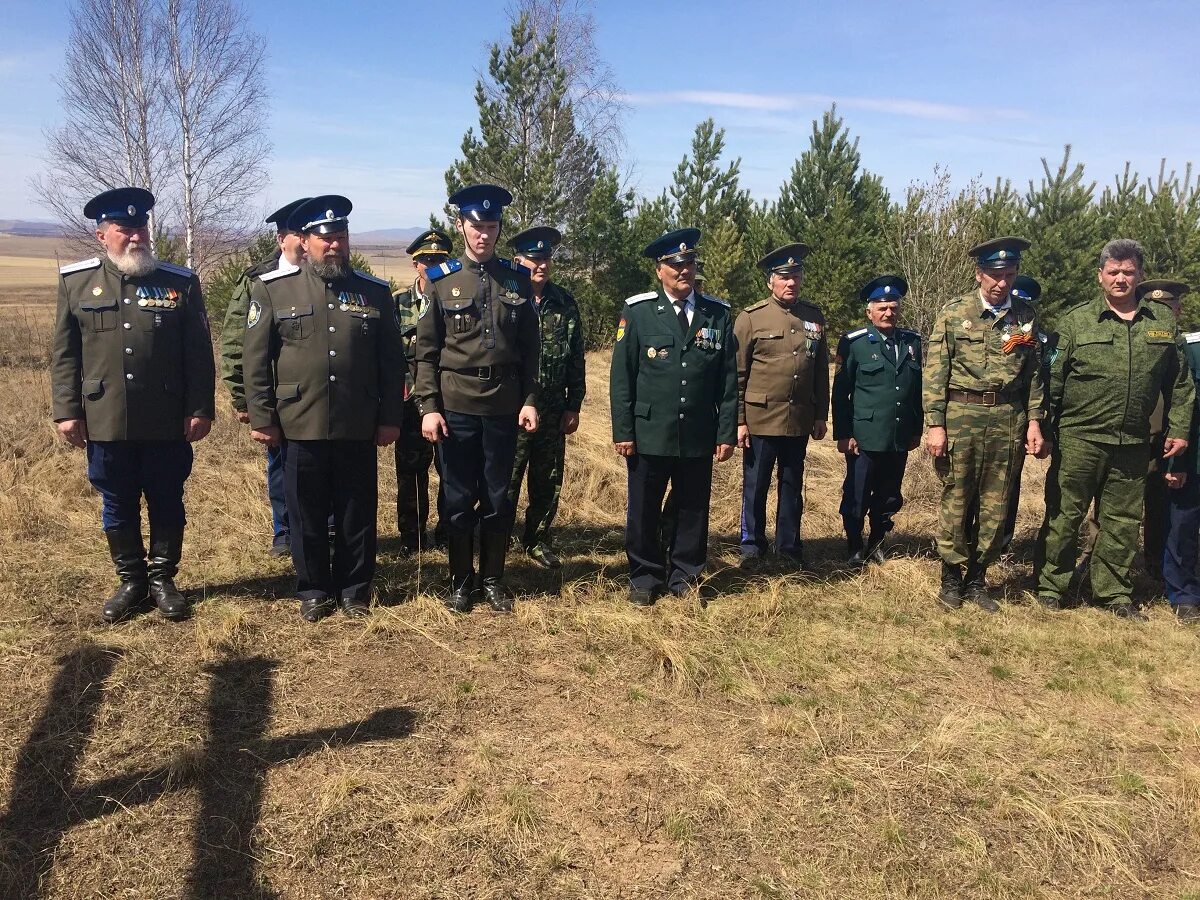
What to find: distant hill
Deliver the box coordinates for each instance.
[0,219,64,237]
[356,227,427,245]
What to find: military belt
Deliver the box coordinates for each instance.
[947,388,1018,407]
[441,365,510,381]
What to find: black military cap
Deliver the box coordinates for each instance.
[84,187,155,227]
[1011,274,1042,303]
[644,228,701,265]
[406,229,452,258]
[860,275,908,303]
[509,226,562,260]
[266,197,311,232]
[450,184,513,222]
[758,242,811,275]
[969,236,1030,270]
[1138,279,1191,303]
[288,195,352,234]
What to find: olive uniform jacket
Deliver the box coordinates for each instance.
[831,324,923,452]
[219,250,281,413]
[413,255,540,417]
[733,297,829,437]
[533,281,586,415]
[243,261,405,441]
[609,289,737,458]
[51,256,215,441]
[1167,330,1200,475]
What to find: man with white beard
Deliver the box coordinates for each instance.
[51,187,216,623]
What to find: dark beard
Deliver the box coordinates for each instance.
[310,257,350,280]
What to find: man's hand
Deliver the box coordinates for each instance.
[1165,471,1188,490]
[519,405,539,433]
[185,417,212,443]
[926,425,947,457]
[737,424,750,449]
[422,412,449,443]
[560,410,580,435]
[235,411,251,425]
[812,421,828,440]
[715,443,735,462]
[251,425,282,448]
[56,418,88,449]
[614,441,635,457]
[1024,420,1045,457]
[837,437,859,455]
[1164,437,1189,458]
[375,424,402,447]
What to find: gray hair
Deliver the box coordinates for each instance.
[1099,238,1144,270]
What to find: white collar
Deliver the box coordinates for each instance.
[979,290,1010,316]
[666,290,694,309]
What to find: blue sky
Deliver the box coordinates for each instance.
[2,0,1198,232]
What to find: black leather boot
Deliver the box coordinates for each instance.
[963,561,999,613]
[446,529,475,613]
[938,562,964,610]
[865,528,888,563]
[479,530,513,612]
[102,527,149,623]
[147,525,188,620]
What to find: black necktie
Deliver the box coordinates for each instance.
[676,300,688,334]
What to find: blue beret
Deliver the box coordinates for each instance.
[289,195,352,234]
[266,197,311,231]
[970,236,1030,269]
[758,242,811,275]
[509,226,562,259]
[84,187,155,227]
[860,275,908,303]
[644,228,701,264]
[450,183,513,222]
[1011,274,1042,303]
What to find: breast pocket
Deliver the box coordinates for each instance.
[500,296,527,332]
[641,333,675,364]
[347,308,380,335]
[79,299,118,332]
[441,296,479,336]
[1073,333,1114,379]
[276,304,315,340]
[754,331,785,356]
[138,306,180,332]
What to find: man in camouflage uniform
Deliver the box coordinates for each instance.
[924,237,1046,612]
[218,197,309,556]
[506,226,586,569]
[1035,243,1194,619]
[393,229,451,553]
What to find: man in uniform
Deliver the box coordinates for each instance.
[924,236,1046,612]
[243,195,405,622]
[506,225,586,569]
[832,275,922,564]
[610,228,737,606]
[734,243,828,569]
[1154,280,1200,621]
[218,197,309,557]
[51,187,215,622]
[1035,240,1194,619]
[393,228,451,553]
[414,184,540,613]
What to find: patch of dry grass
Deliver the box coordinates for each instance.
[1,286,1199,898]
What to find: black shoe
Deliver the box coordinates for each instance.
[1037,595,1062,610]
[147,525,188,620]
[667,581,693,598]
[480,530,513,612]
[269,538,291,558]
[300,596,336,622]
[777,550,812,574]
[963,563,998,613]
[527,543,562,570]
[739,550,762,570]
[102,527,150,623]
[865,532,887,564]
[938,563,964,610]
[629,587,657,607]
[1176,603,1200,622]
[446,529,476,613]
[340,595,371,617]
[1110,601,1148,622]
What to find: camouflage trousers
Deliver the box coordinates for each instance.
[934,399,1027,567]
[1036,435,1151,603]
[1075,437,1167,579]
[394,402,433,542]
[508,408,566,549]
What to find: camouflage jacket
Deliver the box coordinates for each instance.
[393,282,428,401]
[219,250,281,412]
[533,282,586,413]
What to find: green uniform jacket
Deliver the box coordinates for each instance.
[51,256,216,440]
[413,255,540,417]
[1168,330,1200,474]
[1048,295,1194,445]
[219,250,281,413]
[832,325,923,452]
[922,291,1046,428]
[534,281,586,414]
[609,289,737,458]
[243,261,405,440]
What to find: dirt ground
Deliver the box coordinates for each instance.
[0,250,1198,899]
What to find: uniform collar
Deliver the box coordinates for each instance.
[1095,294,1157,322]
[978,289,1011,317]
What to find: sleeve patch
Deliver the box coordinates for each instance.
[616,317,626,342]
[247,300,262,328]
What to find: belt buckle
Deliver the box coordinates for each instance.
[982,391,997,407]
[477,365,493,380]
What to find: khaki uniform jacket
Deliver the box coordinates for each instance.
[413,255,540,417]
[243,261,405,441]
[734,297,830,437]
[51,256,215,441]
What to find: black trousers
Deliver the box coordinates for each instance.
[626,453,712,592]
[740,434,808,555]
[284,439,378,603]
[839,449,908,549]
[437,411,519,535]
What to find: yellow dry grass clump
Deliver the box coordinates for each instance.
[0,272,1199,899]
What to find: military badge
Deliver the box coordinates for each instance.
[91,286,103,296]
[418,294,431,319]
[247,300,262,328]
[658,348,669,359]
[647,347,656,359]
[616,317,626,342]
[962,320,973,331]
[452,287,461,298]
[1146,330,1173,339]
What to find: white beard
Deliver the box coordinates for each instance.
[109,245,158,277]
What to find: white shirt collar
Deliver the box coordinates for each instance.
[979,290,1010,316]
[667,290,694,310]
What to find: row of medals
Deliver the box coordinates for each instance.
[135,286,179,309]
[339,291,368,311]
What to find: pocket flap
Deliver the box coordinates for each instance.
[347,308,380,320]
[275,305,314,320]
[860,363,884,375]
[276,382,301,401]
[440,295,475,312]
[854,410,874,421]
[79,300,117,312]
[633,400,651,418]
[744,391,768,404]
[1076,333,1114,346]
[82,378,104,400]
[755,331,783,340]
[645,333,674,347]
[500,295,528,307]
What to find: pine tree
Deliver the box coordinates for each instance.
[976,178,1027,240]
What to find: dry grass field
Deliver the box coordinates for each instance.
[1,240,1199,898]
